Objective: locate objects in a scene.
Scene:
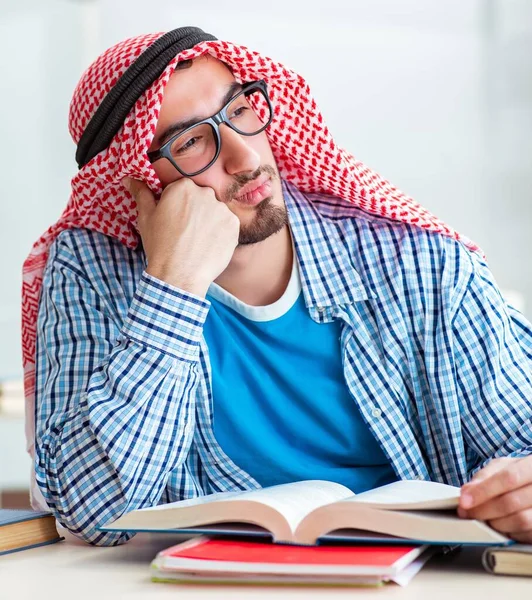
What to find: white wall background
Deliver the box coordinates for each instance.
[1,0,531,382]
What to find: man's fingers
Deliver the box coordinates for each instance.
[459,458,509,513]
[123,177,156,222]
[462,482,532,521]
[460,456,532,510]
[488,507,532,534]
[509,530,532,543]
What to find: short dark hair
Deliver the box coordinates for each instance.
[175,59,193,70]
[174,57,233,74]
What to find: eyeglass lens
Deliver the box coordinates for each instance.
[168,87,272,175]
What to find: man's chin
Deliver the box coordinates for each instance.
[236,201,288,246]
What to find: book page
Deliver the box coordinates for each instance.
[113,480,352,534]
[214,480,353,532]
[138,490,245,513]
[342,480,460,510]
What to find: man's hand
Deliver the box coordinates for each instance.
[123,177,240,297]
[458,456,532,542]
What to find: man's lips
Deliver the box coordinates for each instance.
[234,176,272,206]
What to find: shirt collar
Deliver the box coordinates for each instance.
[283,179,374,311]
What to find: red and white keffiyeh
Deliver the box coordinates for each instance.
[21,32,477,504]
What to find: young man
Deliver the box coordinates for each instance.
[24,27,532,545]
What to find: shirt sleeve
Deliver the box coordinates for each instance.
[451,251,532,475]
[34,234,210,546]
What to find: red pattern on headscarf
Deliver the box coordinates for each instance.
[21,32,478,464]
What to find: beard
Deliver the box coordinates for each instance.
[237,197,288,246]
[224,164,288,246]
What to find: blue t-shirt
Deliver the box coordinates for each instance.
[204,253,397,493]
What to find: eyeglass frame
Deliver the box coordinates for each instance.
[146,79,273,177]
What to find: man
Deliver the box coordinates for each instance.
[24,27,532,546]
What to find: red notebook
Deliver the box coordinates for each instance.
[151,537,430,586]
[162,538,420,566]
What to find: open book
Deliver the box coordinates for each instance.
[101,480,512,546]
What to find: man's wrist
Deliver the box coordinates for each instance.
[145,266,210,297]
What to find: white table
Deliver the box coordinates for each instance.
[1,531,531,600]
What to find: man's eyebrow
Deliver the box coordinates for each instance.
[156,81,243,148]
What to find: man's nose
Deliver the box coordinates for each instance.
[219,125,261,175]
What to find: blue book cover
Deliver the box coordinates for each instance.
[0,508,51,526]
[99,523,513,547]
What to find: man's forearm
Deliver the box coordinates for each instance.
[35,271,210,545]
[36,340,200,545]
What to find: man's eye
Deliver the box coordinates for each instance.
[175,136,200,154]
[230,106,249,119]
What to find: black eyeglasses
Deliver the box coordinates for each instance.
[147,80,273,177]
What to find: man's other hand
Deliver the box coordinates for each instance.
[458,456,532,542]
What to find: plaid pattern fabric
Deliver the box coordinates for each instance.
[35,181,532,545]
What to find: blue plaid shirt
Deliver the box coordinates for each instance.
[35,180,532,545]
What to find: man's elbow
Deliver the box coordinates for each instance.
[64,523,136,547]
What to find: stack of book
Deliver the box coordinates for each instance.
[101,478,518,586]
[150,537,434,587]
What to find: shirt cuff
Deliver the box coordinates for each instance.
[121,271,210,361]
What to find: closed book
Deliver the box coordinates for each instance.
[150,537,433,587]
[101,479,512,546]
[483,545,532,577]
[0,509,62,555]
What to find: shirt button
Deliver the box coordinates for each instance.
[371,408,382,418]
[317,307,325,313]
